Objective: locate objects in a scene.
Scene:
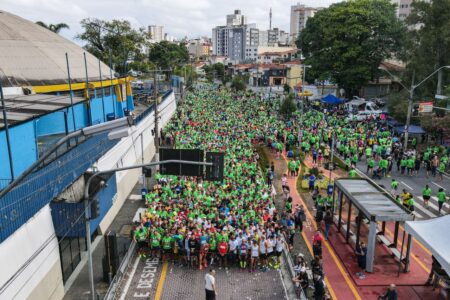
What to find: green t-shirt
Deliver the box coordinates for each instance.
[162,236,173,250]
[422,188,432,197]
[437,191,447,202]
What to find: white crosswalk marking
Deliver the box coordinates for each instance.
[413,197,437,218]
[415,196,448,217]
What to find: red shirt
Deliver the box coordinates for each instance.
[218,242,228,255]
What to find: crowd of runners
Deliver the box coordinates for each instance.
[133,85,292,274]
[131,83,448,299]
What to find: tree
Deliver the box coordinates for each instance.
[280,94,297,119]
[148,41,189,70]
[230,75,246,91]
[298,0,407,97]
[36,21,69,34]
[76,18,151,74]
[406,0,450,97]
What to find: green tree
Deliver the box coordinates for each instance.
[148,41,189,70]
[230,75,246,91]
[406,0,450,97]
[280,94,297,118]
[76,18,151,74]
[298,0,406,97]
[36,21,69,34]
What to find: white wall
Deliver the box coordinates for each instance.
[97,92,177,233]
[0,204,64,300]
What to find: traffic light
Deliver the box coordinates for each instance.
[412,104,419,116]
[90,198,101,219]
[142,166,152,178]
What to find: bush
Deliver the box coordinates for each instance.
[280,93,297,119]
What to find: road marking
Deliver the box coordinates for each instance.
[324,277,337,300]
[277,269,289,300]
[384,227,430,274]
[417,196,448,216]
[413,198,437,218]
[119,256,140,300]
[400,181,414,191]
[154,261,168,300]
[432,181,446,190]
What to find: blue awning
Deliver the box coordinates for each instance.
[394,125,425,134]
[321,94,344,105]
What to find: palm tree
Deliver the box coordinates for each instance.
[36,21,70,34]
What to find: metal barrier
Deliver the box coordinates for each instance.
[104,241,137,300]
[282,247,307,300]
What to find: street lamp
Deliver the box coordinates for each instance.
[379,65,450,150]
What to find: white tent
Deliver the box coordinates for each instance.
[405,216,450,275]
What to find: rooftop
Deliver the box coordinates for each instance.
[0,93,85,128]
[0,10,114,87]
[335,178,414,222]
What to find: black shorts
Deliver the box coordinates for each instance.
[260,253,267,260]
[151,246,160,251]
[276,250,282,257]
[267,251,274,257]
[137,241,147,249]
[423,195,430,200]
[163,248,172,254]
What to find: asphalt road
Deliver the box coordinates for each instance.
[351,155,450,220]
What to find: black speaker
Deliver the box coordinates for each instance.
[103,230,119,282]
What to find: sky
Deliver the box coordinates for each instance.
[1,0,341,44]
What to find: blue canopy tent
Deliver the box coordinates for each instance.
[321,94,344,105]
[394,125,426,134]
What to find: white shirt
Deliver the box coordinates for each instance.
[205,273,215,291]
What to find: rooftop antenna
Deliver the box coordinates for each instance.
[269,8,272,30]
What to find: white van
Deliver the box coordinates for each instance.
[345,100,382,121]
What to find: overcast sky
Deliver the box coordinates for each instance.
[1,0,341,44]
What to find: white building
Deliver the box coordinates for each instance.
[227,9,247,26]
[290,3,322,43]
[148,25,164,43]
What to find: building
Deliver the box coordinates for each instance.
[290,3,322,43]
[148,25,164,43]
[0,11,177,300]
[212,10,249,62]
[227,9,247,26]
[257,48,298,64]
[188,38,212,59]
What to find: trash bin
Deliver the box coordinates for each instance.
[106,113,115,121]
[327,184,333,196]
[141,188,148,200]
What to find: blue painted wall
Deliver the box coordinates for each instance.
[0,90,131,183]
[0,121,36,181]
[50,174,117,237]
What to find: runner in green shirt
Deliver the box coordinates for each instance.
[422,185,432,208]
[391,179,399,192]
[437,188,448,215]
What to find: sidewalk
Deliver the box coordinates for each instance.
[63,182,145,300]
[282,152,363,300]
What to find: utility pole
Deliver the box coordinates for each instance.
[404,71,415,150]
[154,69,160,161]
[0,80,14,180]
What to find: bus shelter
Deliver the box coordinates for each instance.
[333,179,415,273]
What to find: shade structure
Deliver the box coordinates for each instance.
[321,94,343,105]
[405,216,450,276]
[394,125,425,134]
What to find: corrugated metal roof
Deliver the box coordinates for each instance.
[335,178,414,222]
[0,10,114,87]
[0,93,85,128]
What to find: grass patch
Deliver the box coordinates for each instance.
[257,146,270,174]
